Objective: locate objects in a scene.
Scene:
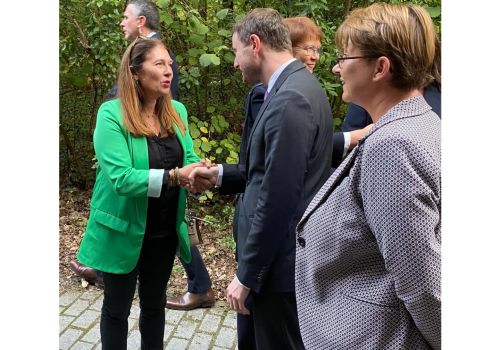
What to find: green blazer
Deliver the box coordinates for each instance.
[77,98,199,274]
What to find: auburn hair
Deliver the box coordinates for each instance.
[117,37,185,136]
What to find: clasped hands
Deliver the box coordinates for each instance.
[176,160,219,193]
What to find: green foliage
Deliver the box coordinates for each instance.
[59,0,441,207]
[218,234,237,250]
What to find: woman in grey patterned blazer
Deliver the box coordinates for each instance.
[295,3,441,349]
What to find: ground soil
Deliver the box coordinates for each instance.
[59,188,237,301]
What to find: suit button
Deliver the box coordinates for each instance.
[297,237,306,247]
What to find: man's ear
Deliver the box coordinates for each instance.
[373,56,391,82]
[249,34,261,56]
[137,15,147,28]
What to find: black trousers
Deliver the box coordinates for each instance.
[100,234,178,350]
[238,291,305,350]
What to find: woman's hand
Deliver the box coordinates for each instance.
[177,160,213,189]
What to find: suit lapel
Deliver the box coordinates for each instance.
[245,60,306,173]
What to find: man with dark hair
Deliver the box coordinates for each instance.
[69,0,215,310]
[189,8,333,348]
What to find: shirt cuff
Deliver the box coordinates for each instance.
[235,276,250,291]
[342,132,351,158]
[215,164,223,188]
[148,169,164,198]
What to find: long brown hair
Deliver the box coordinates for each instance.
[117,37,185,136]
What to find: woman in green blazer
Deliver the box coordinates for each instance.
[77,38,202,350]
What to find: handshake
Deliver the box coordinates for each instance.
[175,160,220,193]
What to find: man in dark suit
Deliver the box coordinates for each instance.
[189,8,333,349]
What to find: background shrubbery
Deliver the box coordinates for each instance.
[60,0,441,210]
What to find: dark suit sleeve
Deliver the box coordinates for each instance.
[342,103,371,132]
[236,91,316,292]
[331,131,345,168]
[423,83,441,118]
[167,48,179,100]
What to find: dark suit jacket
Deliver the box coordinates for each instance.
[331,82,441,168]
[107,32,179,100]
[219,83,266,196]
[221,60,333,293]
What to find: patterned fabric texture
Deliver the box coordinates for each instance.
[295,96,441,349]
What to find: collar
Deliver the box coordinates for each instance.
[266,58,296,95]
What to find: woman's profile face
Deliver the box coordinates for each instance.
[335,43,374,104]
[135,46,173,100]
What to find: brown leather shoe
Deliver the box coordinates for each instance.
[166,288,215,310]
[69,260,103,285]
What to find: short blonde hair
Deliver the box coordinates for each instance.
[284,16,323,47]
[336,3,437,91]
[117,38,185,136]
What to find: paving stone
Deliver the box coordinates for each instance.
[173,319,197,339]
[60,306,66,314]
[185,307,206,321]
[163,323,175,341]
[81,322,100,344]
[72,309,100,329]
[80,290,101,301]
[215,326,236,348]
[187,333,213,350]
[222,311,237,329]
[165,309,184,325]
[209,304,227,316]
[64,299,92,317]
[94,343,102,350]
[127,329,141,350]
[128,318,138,333]
[60,315,76,334]
[60,291,81,307]
[89,295,103,311]
[69,341,94,350]
[165,337,189,350]
[199,314,222,333]
[60,328,83,350]
[129,303,140,319]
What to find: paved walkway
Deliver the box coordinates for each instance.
[59,288,238,350]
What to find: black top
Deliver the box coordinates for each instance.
[145,133,183,239]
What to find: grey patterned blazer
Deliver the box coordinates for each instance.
[295,96,441,349]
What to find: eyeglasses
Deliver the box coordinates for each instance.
[336,54,378,68]
[297,45,322,56]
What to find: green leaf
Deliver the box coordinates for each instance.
[193,138,202,147]
[207,106,215,113]
[424,6,441,18]
[160,12,173,26]
[189,16,209,35]
[200,126,208,133]
[216,9,230,20]
[157,0,170,8]
[224,51,235,63]
[218,29,232,38]
[201,142,212,152]
[216,147,223,154]
[199,53,221,67]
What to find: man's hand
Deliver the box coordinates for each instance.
[188,165,218,193]
[349,123,373,149]
[178,160,212,188]
[226,276,251,315]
